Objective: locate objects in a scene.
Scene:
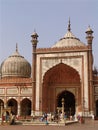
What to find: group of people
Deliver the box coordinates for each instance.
[40,112,69,123]
[2,111,15,125]
[39,111,80,124]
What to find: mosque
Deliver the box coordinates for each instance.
[0,20,98,119]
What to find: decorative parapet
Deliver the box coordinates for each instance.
[36,46,89,54]
[0,77,32,85]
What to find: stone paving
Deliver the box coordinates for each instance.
[0,119,98,130]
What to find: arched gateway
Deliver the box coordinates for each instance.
[42,63,81,115]
[20,98,31,116]
[7,98,17,115]
[57,90,75,116]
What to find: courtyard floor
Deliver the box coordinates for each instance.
[0,119,98,130]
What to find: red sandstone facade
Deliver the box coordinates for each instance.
[0,22,98,118]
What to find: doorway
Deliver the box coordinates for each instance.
[96,100,98,117]
[20,98,31,116]
[57,90,75,116]
[7,98,17,115]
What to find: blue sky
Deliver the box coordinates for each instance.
[0,0,98,67]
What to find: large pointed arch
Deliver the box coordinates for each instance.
[43,63,80,85]
[41,63,81,113]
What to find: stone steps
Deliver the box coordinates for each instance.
[22,120,78,126]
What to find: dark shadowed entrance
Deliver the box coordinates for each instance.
[96,100,98,117]
[20,98,31,116]
[57,90,75,116]
[7,98,17,115]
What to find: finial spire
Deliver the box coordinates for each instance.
[34,28,36,33]
[68,18,71,31]
[16,43,18,52]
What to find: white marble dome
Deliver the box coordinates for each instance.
[52,20,86,48]
[0,46,31,78]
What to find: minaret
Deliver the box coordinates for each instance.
[86,26,93,45]
[31,31,38,115]
[85,26,94,114]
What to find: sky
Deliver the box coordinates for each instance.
[0,0,98,67]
